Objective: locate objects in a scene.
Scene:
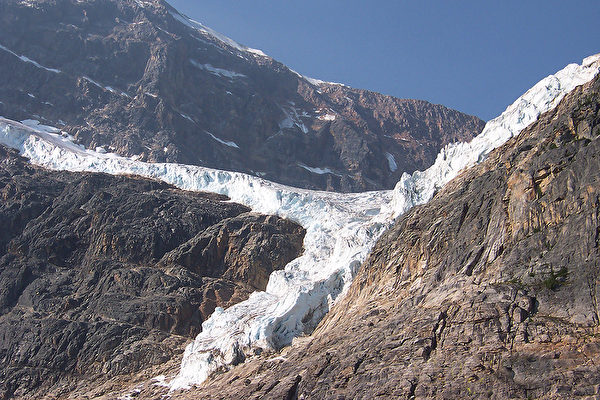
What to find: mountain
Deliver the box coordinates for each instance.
[0,45,597,397]
[0,0,484,192]
[159,68,600,400]
[1,0,599,398]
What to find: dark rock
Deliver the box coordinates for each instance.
[0,146,305,398]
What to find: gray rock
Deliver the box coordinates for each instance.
[0,146,305,398]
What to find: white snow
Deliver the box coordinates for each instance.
[298,163,341,177]
[288,68,346,87]
[190,60,246,79]
[317,113,336,121]
[278,115,293,129]
[151,375,170,388]
[0,43,61,73]
[20,119,60,133]
[205,131,239,148]
[279,105,309,133]
[83,77,130,98]
[302,75,328,86]
[179,113,194,123]
[18,0,41,8]
[117,388,142,400]
[0,55,597,391]
[385,152,398,172]
[134,0,153,7]
[169,10,267,57]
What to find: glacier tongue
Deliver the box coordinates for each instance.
[0,54,597,390]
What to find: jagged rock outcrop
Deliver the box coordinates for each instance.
[158,74,600,399]
[0,0,484,192]
[0,145,305,399]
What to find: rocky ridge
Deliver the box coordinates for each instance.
[0,145,305,399]
[0,0,484,192]
[154,74,600,399]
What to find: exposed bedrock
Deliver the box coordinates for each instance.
[0,146,305,399]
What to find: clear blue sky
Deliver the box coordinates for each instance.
[168,1,599,121]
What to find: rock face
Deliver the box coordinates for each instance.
[0,0,484,192]
[168,76,600,398]
[0,145,305,399]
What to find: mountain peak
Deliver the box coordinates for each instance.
[0,0,484,192]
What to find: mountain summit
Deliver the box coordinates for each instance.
[0,0,484,191]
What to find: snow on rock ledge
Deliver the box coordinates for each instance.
[0,54,597,391]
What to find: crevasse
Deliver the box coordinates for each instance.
[0,54,597,390]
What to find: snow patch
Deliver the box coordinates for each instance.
[385,152,398,172]
[279,105,309,133]
[20,119,60,134]
[179,113,194,123]
[0,43,61,73]
[82,77,130,97]
[318,113,336,121]
[205,131,239,148]
[152,375,170,388]
[190,60,245,79]
[298,163,341,177]
[288,68,346,87]
[133,0,154,7]
[169,10,267,57]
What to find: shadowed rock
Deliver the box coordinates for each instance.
[0,146,304,399]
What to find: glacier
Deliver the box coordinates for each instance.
[0,54,597,391]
